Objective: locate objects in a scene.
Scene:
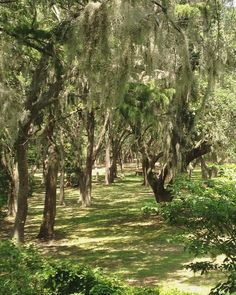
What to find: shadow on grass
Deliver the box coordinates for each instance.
[1,172,225,294]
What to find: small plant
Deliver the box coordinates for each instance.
[43,262,97,295]
[141,205,160,216]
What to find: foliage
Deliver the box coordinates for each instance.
[148,171,236,295]
[0,240,162,295]
[0,167,9,210]
[141,205,159,216]
[159,288,196,295]
[43,262,97,295]
[0,240,46,295]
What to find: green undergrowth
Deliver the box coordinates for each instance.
[0,240,197,295]
[141,169,236,294]
[1,169,230,294]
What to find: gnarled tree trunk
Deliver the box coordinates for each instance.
[147,164,172,203]
[146,141,211,203]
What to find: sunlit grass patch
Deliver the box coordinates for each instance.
[1,169,229,294]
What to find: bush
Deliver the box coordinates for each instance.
[141,205,159,216]
[133,287,160,295]
[158,174,236,295]
[0,240,46,295]
[90,282,124,295]
[0,241,162,295]
[43,263,97,295]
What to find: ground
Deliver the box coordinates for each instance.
[0,168,224,295]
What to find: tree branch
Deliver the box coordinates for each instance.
[0,27,53,56]
[0,0,17,3]
[93,112,110,161]
[186,141,212,165]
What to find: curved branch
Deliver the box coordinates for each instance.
[186,141,212,165]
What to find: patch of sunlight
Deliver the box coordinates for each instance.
[191,254,226,264]
[159,256,226,295]
[32,205,44,209]
[79,227,107,232]
[74,235,132,246]
[160,283,210,295]
[160,286,199,295]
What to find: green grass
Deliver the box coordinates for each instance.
[2,172,225,294]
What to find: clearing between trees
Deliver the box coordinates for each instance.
[1,168,224,295]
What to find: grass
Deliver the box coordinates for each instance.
[1,170,225,295]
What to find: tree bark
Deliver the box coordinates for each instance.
[110,137,123,183]
[59,130,65,205]
[12,133,29,243]
[38,118,58,239]
[110,156,117,183]
[142,155,149,186]
[59,169,65,206]
[200,156,211,179]
[186,141,212,166]
[79,111,95,207]
[0,148,18,216]
[7,168,17,217]
[147,172,172,202]
[78,171,92,207]
[105,135,111,185]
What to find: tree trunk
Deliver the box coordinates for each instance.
[142,156,149,186]
[12,136,29,243]
[136,154,140,169]
[59,131,65,205]
[38,119,58,240]
[105,136,111,185]
[79,171,92,207]
[110,157,117,183]
[94,160,99,181]
[79,111,95,207]
[7,169,17,217]
[110,138,120,183]
[59,169,65,206]
[119,153,123,173]
[1,151,18,217]
[200,156,211,179]
[147,165,172,203]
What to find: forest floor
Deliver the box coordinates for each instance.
[1,167,224,295]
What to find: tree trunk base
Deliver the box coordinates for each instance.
[37,226,55,240]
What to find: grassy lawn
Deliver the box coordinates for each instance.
[1,171,224,294]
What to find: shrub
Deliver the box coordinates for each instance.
[0,240,46,295]
[141,205,159,216]
[90,282,124,295]
[43,262,97,295]
[132,287,160,295]
[158,173,236,295]
[0,241,162,295]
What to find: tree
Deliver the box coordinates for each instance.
[0,0,83,242]
[122,0,233,202]
[38,112,59,240]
